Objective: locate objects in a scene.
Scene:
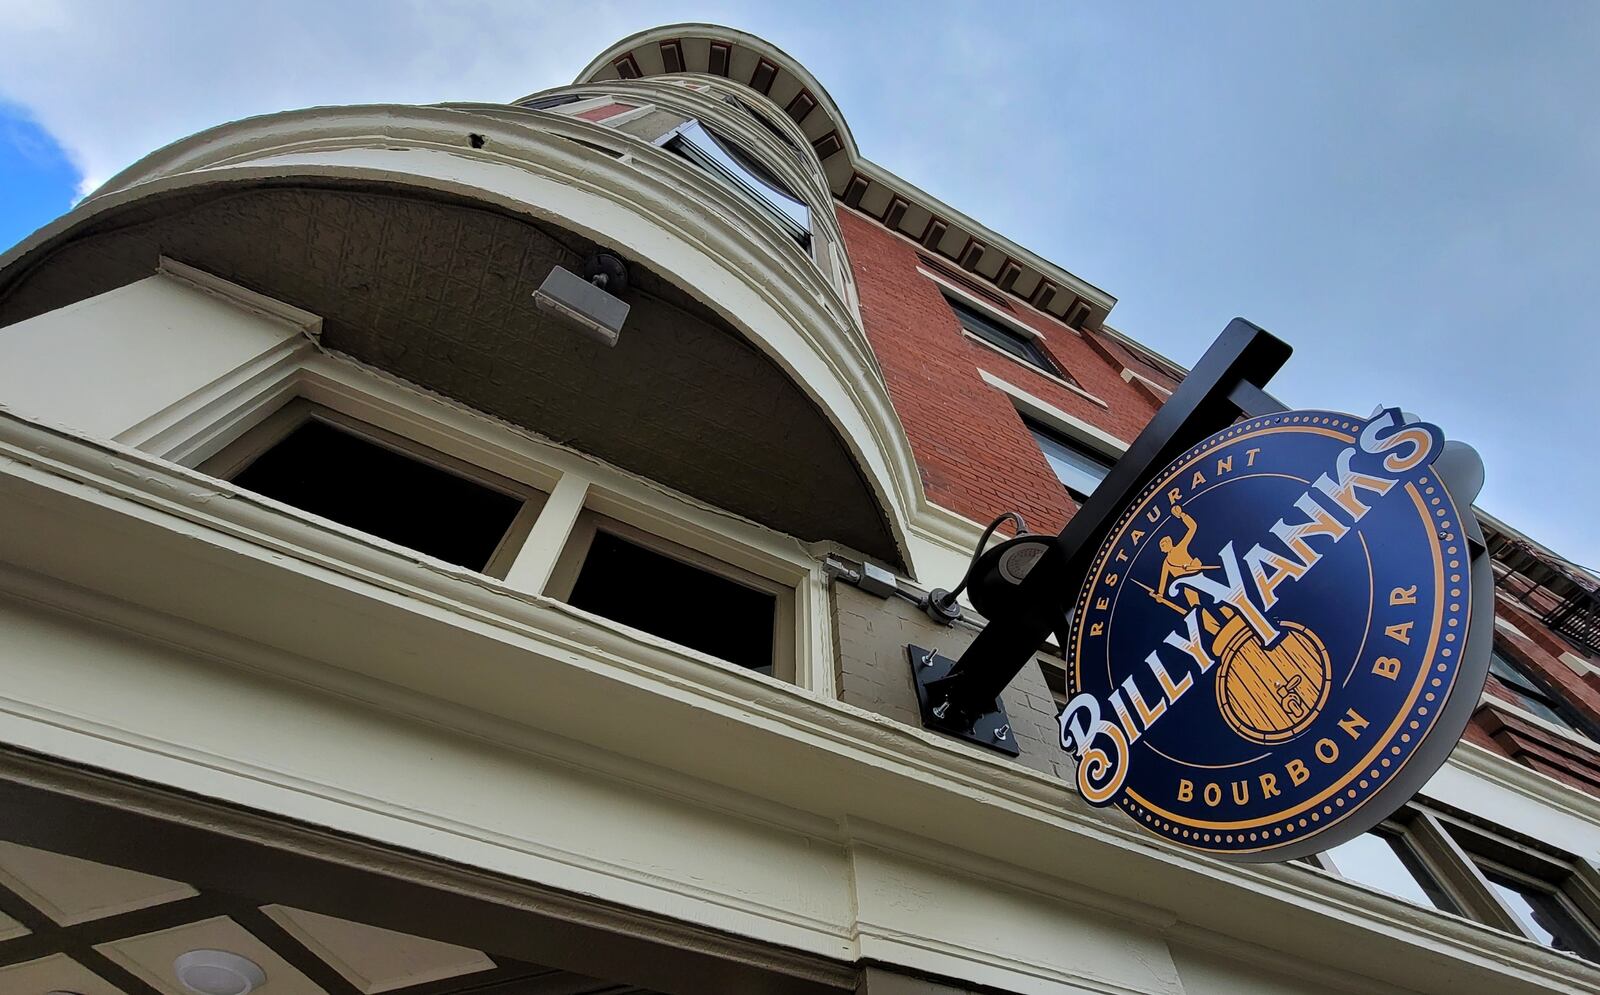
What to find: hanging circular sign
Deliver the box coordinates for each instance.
[1059,407,1485,861]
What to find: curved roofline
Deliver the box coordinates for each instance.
[575,23,862,161]
[572,22,1120,332]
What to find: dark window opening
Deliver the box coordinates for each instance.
[231,418,524,572]
[722,93,801,154]
[945,294,1064,378]
[921,254,1013,310]
[568,530,778,674]
[1025,416,1114,502]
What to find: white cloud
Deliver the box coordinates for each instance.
[0,1,695,196]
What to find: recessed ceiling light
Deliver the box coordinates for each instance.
[173,949,267,995]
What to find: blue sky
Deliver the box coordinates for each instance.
[1,1,1596,566]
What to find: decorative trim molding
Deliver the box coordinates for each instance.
[0,410,1595,995]
[156,256,323,340]
[977,369,1127,454]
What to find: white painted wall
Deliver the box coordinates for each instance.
[0,269,307,442]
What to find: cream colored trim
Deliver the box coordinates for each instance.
[840,154,1115,311]
[115,335,314,453]
[259,905,497,993]
[1478,694,1600,755]
[1426,740,1600,843]
[1,411,1598,994]
[16,104,924,575]
[502,473,589,596]
[1120,367,1172,397]
[917,266,1071,341]
[840,202,1082,335]
[555,95,622,117]
[977,369,1127,456]
[961,335,1108,408]
[595,102,657,129]
[156,256,323,340]
[545,508,798,685]
[150,348,833,693]
[1098,321,1188,382]
[1560,651,1600,678]
[193,396,551,581]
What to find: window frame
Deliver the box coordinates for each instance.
[135,352,833,694]
[545,509,797,683]
[662,119,813,248]
[1426,808,1600,960]
[1488,645,1596,740]
[1302,801,1600,964]
[942,292,1064,378]
[1022,413,1115,502]
[1308,814,1463,914]
[198,397,547,580]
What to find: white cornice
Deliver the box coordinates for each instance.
[1439,739,1600,831]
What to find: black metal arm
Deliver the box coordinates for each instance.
[920,318,1292,732]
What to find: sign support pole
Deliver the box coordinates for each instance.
[915,318,1292,740]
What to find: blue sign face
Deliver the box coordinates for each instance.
[1060,409,1472,859]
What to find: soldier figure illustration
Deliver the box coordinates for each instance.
[1145,504,1331,745]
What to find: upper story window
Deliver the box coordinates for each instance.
[203,400,544,576]
[1317,825,1457,912]
[665,120,811,248]
[1482,867,1600,959]
[520,92,590,110]
[945,294,1066,379]
[546,512,795,680]
[1025,416,1114,502]
[1309,804,1600,963]
[1489,648,1592,738]
[1445,820,1600,961]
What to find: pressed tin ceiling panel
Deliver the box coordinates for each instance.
[0,182,902,566]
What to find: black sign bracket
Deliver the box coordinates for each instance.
[910,318,1293,741]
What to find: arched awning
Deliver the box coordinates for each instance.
[0,112,917,568]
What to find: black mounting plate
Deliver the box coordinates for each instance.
[907,645,1021,756]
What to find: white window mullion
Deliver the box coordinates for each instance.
[501,473,590,597]
[1409,809,1524,932]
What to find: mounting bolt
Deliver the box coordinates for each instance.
[923,589,963,625]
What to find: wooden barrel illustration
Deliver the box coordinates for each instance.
[1213,619,1331,744]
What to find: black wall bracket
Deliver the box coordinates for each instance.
[908,645,1020,756]
[907,318,1293,748]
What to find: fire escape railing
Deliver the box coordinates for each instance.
[1487,528,1600,657]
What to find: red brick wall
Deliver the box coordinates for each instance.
[1462,593,1600,791]
[838,207,1161,535]
[841,201,1600,802]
